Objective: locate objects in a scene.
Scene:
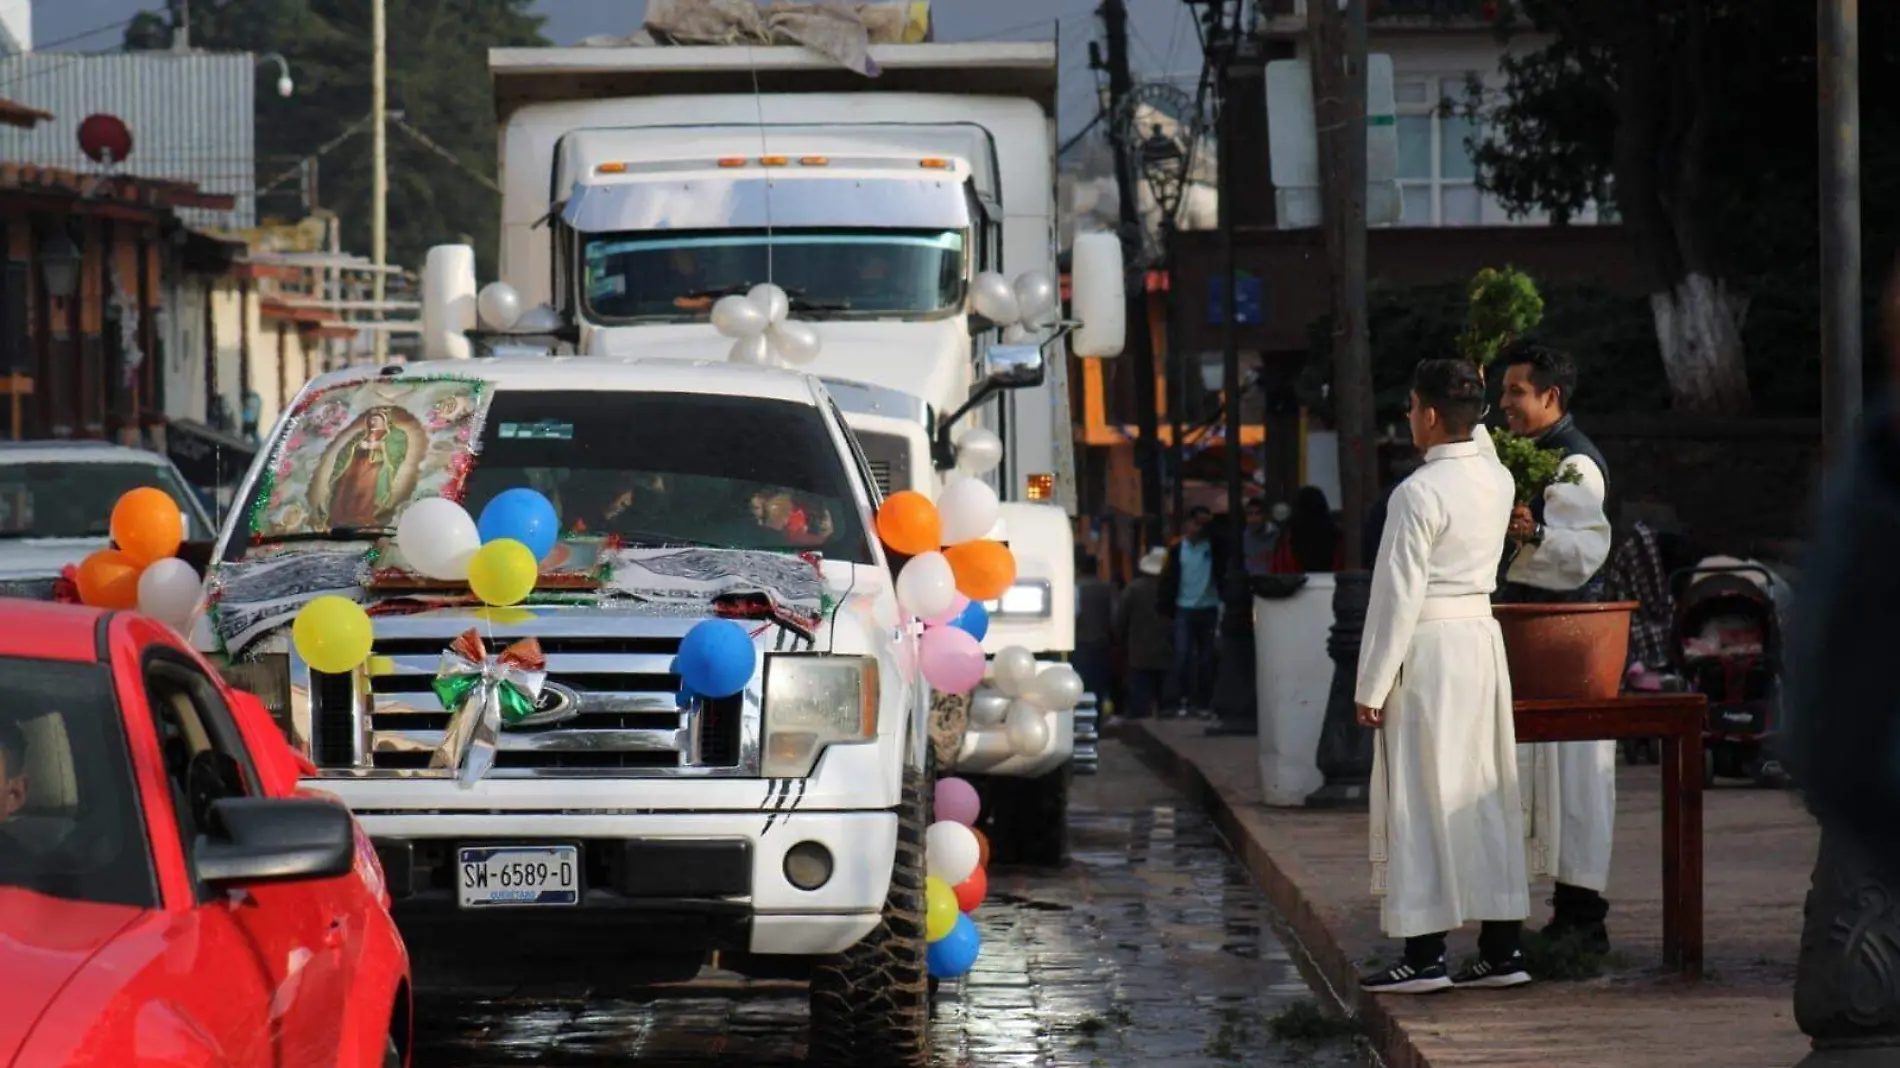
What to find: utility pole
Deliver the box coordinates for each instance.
[371,0,389,363]
[1818,0,1860,465]
[1096,0,1164,548]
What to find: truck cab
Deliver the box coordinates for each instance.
[195,356,939,1064]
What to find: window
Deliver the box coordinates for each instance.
[0,460,211,541]
[0,656,157,908]
[1395,74,1485,227]
[141,654,261,901]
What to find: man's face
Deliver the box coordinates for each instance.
[1499,364,1562,436]
[1185,512,1209,541]
[1244,503,1266,530]
[0,751,26,824]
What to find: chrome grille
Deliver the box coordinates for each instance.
[853,431,913,496]
[310,628,755,777]
[1072,692,1100,775]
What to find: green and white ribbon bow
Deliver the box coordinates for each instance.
[429,628,548,789]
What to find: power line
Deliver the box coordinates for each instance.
[392,117,501,194]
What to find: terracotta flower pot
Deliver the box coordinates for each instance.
[1493,602,1638,701]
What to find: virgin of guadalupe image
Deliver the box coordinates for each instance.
[326,408,411,528]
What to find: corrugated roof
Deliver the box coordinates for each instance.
[0,161,236,213]
[0,51,256,227]
[0,95,51,129]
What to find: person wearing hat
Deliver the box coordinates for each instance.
[1114,548,1175,721]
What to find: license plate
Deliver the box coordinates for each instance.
[456,845,580,908]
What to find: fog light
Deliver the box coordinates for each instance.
[784,840,834,891]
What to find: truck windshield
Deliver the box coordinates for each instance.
[582,228,965,322]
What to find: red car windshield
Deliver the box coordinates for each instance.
[0,657,156,908]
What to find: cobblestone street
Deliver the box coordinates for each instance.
[412,741,1362,1067]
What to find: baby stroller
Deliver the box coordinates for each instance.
[1669,560,1789,787]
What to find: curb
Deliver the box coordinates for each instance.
[1122,721,1431,1068]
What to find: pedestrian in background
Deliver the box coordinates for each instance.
[1273,485,1345,573]
[1114,548,1173,720]
[1243,498,1281,577]
[1158,506,1224,717]
[1072,550,1115,717]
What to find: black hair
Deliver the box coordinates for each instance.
[0,719,25,778]
[1411,358,1487,437]
[1288,485,1339,571]
[1188,505,1213,520]
[1500,341,1578,411]
[1244,499,1265,514]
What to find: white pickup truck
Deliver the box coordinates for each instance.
[195,355,940,1064]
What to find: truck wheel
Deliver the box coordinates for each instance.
[982,762,1072,867]
[808,766,932,1068]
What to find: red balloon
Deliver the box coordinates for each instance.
[953,865,987,914]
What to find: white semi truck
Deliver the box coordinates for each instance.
[417,42,1126,863]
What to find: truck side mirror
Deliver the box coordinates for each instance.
[1068,231,1126,358]
[980,344,1045,391]
[421,244,478,360]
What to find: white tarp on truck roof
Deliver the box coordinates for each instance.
[580,0,933,77]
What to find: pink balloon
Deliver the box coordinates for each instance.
[935,776,981,827]
[921,592,970,628]
[919,625,986,694]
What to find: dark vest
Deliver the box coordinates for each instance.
[1496,414,1610,604]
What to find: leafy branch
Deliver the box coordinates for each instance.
[1491,429,1582,505]
[1457,265,1544,367]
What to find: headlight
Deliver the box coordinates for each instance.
[761,654,879,778]
[984,579,1052,620]
[219,653,294,736]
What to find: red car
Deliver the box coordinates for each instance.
[0,601,411,1068]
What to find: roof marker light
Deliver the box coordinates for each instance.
[717,157,747,168]
[596,162,627,174]
[799,156,830,166]
[919,158,950,169]
[759,155,789,166]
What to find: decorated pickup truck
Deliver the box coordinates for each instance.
[189,354,1025,1064]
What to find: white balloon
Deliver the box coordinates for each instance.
[955,428,1004,474]
[396,497,481,580]
[989,645,1039,698]
[970,271,1020,325]
[711,294,770,338]
[137,558,202,631]
[1012,271,1058,328]
[770,320,822,366]
[1004,700,1051,756]
[728,333,773,365]
[970,688,1010,728]
[925,820,981,886]
[747,283,790,324]
[895,551,959,621]
[1028,663,1085,713]
[476,282,522,330]
[936,476,1000,546]
[1001,323,1031,345]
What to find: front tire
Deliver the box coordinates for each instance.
[808,767,932,1067]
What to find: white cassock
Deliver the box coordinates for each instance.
[1472,426,1617,891]
[1358,437,1528,938]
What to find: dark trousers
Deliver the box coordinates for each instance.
[1403,921,1522,968]
[1072,640,1112,713]
[1169,607,1219,710]
[1123,668,1165,719]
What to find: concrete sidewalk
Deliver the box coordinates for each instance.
[1124,719,1816,1068]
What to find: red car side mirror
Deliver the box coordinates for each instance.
[228,689,316,794]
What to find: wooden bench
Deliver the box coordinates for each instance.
[1514,693,1708,978]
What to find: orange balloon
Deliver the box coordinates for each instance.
[973,828,991,869]
[111,487,184,565]
[875,491,941,557]
[943,539,1016,601]
[76,549,143,609]
[953,864,987,914]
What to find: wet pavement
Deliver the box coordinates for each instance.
[412,741,1363,1067]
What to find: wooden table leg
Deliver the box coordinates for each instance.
[1679,717,1705,978]
[1660,731,1682,969]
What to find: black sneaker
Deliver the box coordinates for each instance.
[1452,951,1532,989]
[1358,958,1453,995]
[1540,918,1611,956]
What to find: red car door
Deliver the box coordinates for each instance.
[113,620,353,1065]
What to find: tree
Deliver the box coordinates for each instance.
[126,0,546,278]
[1462,0,1826,414]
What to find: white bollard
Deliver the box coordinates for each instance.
[1255,574,1336,806]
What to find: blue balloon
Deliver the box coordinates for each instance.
[677,619,757,699]
[949,599,990,643]
[478,488,560,561]
[926,914,981,979]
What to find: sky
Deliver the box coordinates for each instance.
[26,0,1207,140]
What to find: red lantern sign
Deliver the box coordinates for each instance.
[77,113,133,164]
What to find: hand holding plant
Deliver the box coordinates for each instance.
[1490,429,1582,506]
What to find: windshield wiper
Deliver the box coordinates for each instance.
[615,529,722,550]
[790,297,850,312]
[683,283,811,300]
[250,526,391,546]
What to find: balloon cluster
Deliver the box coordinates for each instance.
[924,775,989,979]
[712,283,822,368]
[289,487,564,676]
[968,270,1060,340]
[970,648,1085,758]
[875,429,1016,696]
[673,617,759,705]
[71,489,198,632]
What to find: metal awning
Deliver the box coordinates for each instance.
[561,175,970,233]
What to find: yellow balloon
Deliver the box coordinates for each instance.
[925,876,959,943]
[468,539,538,607]
[292,595,373,675]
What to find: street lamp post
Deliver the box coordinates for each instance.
[1138,124,1191,536]
[37,227,81,301]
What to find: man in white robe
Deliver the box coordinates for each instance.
[1492,344,1617,954]
[1356,359,1531,994]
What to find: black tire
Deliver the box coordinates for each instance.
[808,766,932,1068]
[981,762,1072,867]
